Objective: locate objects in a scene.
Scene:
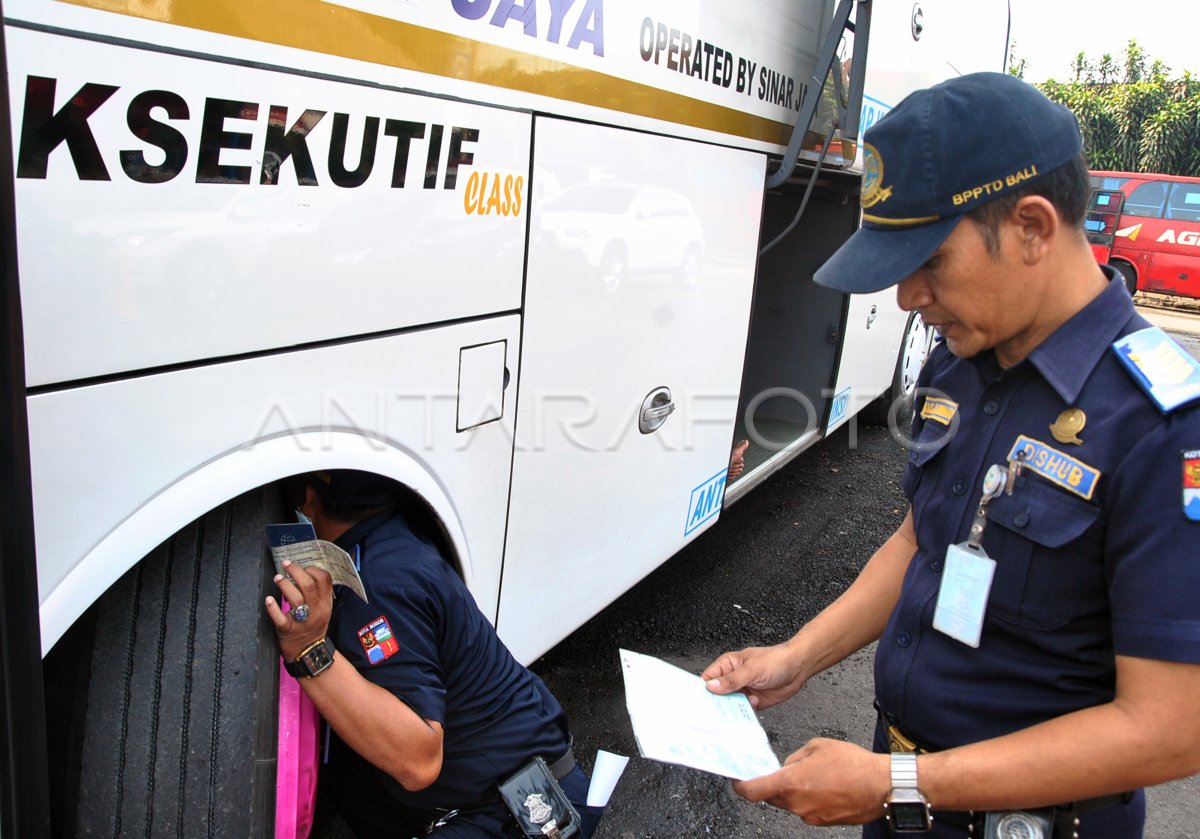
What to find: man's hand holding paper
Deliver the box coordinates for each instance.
[266,523,368,602]
[619,649,780,781]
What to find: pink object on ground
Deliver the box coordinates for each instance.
[275,602,321,839]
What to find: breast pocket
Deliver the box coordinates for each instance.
[902,421,952,498]
[984,478,1103,630]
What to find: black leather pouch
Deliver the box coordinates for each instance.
[497,756,581,838]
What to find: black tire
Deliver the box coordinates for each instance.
[861,312,931,427]
[45,487,281,838]
[1113,261,1137,297]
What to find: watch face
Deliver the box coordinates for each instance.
[301,639,335,675]
[889,800,931,832]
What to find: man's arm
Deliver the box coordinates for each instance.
[266,561,444,791]
[703,508,917,708]
[921,655,1200,809]
[731,655,1200,824]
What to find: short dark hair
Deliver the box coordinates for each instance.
[966,152,1091,256]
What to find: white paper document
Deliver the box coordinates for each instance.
[586,750,629,807]
[619,649,780,781]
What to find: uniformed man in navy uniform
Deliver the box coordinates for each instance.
[266,470,604,837]
[703,72,1200,837]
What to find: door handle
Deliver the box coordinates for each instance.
[639,387,675,434]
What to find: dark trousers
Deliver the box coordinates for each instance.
[320,732,604,838]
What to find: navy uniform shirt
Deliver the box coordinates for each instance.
[327,511,570,811]
[875,275,1200,797]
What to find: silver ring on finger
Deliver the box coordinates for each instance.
[292,603,310,623]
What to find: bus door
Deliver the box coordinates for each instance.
[1085,188,1124,265]
[497,118,764,664]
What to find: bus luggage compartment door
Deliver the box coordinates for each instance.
[498,118,764,664]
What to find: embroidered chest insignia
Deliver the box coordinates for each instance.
[920,395,958,427]
[1049,407,1086,445]
[357,616,400,665]
[524,793,553,825]
[1184,450,1200,522]
[1007,435,1101,501]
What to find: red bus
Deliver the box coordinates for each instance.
[1090,171,1200,299]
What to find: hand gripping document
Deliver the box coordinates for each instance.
[266,523,368,602]
[619,649,780,781]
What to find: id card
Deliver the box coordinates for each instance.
[932,542,996,648]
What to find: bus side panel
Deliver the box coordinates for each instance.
[8,0,834,156]
[9,23,530,387]
[498,118,764,664]
[30,316,520,651]
[1113,177,1200,299]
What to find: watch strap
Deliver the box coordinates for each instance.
[891,752,919,789]
[283,637,336,678]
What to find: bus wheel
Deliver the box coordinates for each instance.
[861,312,932,427]
[47,488,281,837]
[1113,262,1137,297]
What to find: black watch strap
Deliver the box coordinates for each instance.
[283,637,336,678]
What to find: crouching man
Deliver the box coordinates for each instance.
[266,469,603,837]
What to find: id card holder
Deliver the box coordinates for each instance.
[932,542,996,648]
[497,756,581,838]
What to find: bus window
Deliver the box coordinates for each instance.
[1123,180,1168,218]
[1166,182,1200,223]
[1092,175,1132,191]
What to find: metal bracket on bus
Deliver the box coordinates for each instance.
[639,387,676,434]
[765,0,872,189]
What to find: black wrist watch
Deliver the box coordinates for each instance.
[283,637,336,678]
[884,753,932,832]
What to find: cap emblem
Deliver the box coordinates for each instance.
[861,143,893,209]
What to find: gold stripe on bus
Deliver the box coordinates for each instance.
[58,0,801,147]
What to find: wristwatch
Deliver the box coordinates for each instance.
[884,752,932,832]
[283,637,336,678]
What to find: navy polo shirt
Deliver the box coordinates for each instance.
[327,512,570,810]
[877,274,1200,752]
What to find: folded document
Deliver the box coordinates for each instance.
[619,649,780,781]
[266,523,368,602]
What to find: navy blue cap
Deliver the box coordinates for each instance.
[814,72,1083,293]
[309,469,397,507]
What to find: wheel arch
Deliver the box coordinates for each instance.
[40,431,473,654]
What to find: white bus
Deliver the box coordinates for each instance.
[0,0,1007,834]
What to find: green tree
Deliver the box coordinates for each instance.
[1039,40,1200,177]
[1007,40,1028,79]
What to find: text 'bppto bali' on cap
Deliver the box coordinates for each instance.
[813,72,1083,294]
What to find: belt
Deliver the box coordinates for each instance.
[875,704,1133,831]
[547,741,576,781]
[425,739,578,832]
[970,794,1134,838]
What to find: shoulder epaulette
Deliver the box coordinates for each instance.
[1111,326,1200,414]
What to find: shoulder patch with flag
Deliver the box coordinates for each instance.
[1184,450,1200,522]
[358,616,400,665]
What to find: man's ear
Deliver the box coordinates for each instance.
[301,484,320,517]
[1010,195,1058,265]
